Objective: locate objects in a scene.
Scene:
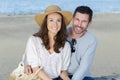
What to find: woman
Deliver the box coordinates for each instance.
[25,5,72,80]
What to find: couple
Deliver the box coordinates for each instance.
[24,5,98,80]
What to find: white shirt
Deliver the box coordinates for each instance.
[26,36,71,78]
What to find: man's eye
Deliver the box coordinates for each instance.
[83,20,88,23]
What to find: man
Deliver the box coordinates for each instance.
[25,6,98,80]
[66,6,98,80]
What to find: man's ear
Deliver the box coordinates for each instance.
[88,21,92,26]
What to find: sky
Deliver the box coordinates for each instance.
[0,0,120,14]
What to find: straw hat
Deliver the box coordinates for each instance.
[35,5,72,27]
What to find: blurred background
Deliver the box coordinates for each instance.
[0,0,120,80]
[0,0,120,14]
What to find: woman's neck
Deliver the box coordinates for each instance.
[48,32,55,54]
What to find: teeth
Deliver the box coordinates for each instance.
[52,26,57,30]
[53,28,56,30]
[76,27,81,30]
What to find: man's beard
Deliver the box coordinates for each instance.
[73,25,87,34]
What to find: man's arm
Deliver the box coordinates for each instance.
[72,39,98,80]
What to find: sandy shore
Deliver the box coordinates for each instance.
[0,13,120,80]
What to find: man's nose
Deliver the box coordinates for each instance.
[78,21,82,26]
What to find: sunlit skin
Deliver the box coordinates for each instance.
[71,12,91,38]
[47,12,62,37]
[47,12,62,54]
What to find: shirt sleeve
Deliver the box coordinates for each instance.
[61,41,71,70]
[72,38,98,80]
[24,54,28,66]
[25,36,41,68]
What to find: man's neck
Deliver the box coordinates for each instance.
[70,27,86,39]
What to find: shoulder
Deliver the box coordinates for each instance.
[28,35,40,40]
[27,36,42,44]
[77,31,98,46]
[61,41,71,56]
[64,41,71,48]
[61,41,71,51]
[85,31,98,44]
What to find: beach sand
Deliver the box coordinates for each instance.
[0,13,120,80]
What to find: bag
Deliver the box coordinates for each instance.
[9,53,41,80]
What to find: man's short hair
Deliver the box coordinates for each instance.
[73,6,93,22]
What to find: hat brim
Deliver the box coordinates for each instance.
[35,11,72,27]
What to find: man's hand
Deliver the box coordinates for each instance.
[24,65,33,75]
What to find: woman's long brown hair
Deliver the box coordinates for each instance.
[34,13,67,53]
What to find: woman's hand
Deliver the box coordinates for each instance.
[60,70,70,80]
[24,65,33,75]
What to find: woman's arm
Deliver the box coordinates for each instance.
[32,67,52,80]
[26,36,51,80]
[60,42,71,80]
[60,70,70,80]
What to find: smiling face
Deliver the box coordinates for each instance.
[47,12,62,36]
[72,12,91,34]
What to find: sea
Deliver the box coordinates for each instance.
[0,0,120,14]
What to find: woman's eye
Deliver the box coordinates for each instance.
[49,19,53,22]
[57,19,61,22]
